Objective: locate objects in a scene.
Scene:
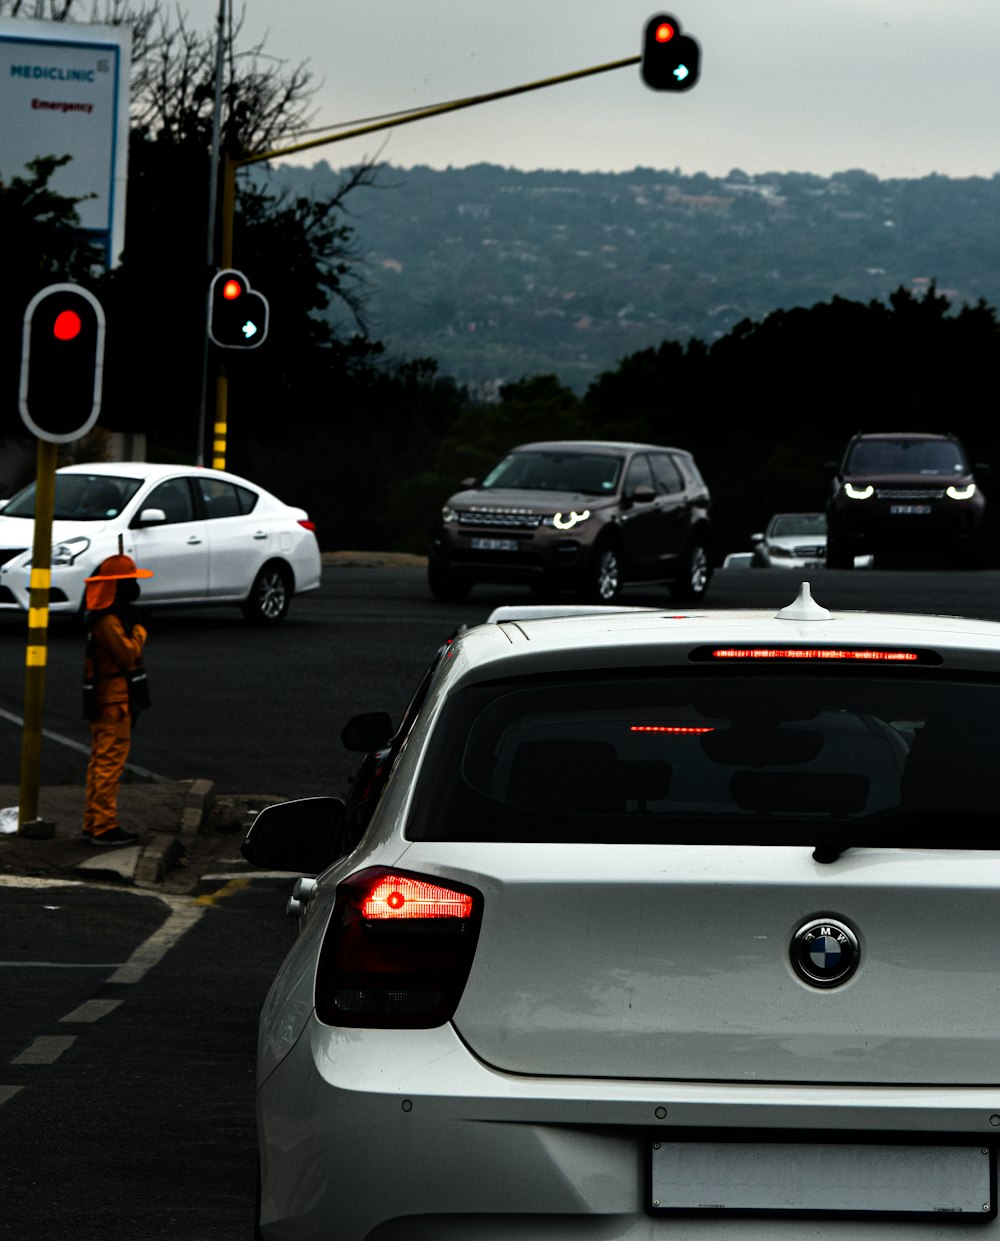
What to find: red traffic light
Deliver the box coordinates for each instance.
[222,279,242,301]
[641,12,701,91]
[20,283,105,443]
[53,310,83,341]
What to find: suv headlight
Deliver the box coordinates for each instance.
[946,483,976,500]
[542,509,591,531]
[441,505,458,523]
[50,536,91,565]
[844,483,874,500]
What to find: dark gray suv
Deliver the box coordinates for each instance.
[428,439,712,603]
[826,432,987,568]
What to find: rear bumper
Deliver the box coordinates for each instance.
[257,1016,1000,1240]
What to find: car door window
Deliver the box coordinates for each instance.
[198,479,258,519]
[144,479,195,524]
[623,454,655,495]
[650,454,685,495]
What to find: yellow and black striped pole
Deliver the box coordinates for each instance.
[18,437,57,833]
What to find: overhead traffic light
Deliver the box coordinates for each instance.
[641,13,701,91]
[19,284,105,443]
[208,268,270,349]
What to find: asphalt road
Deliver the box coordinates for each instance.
[0,869,297,1241]
[2,563,1000,797]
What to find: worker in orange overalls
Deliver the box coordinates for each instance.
[81,554,154,846]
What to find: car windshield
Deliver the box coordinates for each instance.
[3,474,144,521]
[407,671,1000,846]
[769,515,826,537]
[479,451,623,495]
[846,440,968,476]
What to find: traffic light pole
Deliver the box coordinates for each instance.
[18,437,57,835]
[209,53,640,469]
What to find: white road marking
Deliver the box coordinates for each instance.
[12,1036,76,1065]
[59,999,123,1023]
[106,902,205,984]
[200,871,296,881]
[0,960,122,969]
[0,1086,23,1107]
[0,705,172,783]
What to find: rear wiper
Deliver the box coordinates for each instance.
[813,809,1000,864]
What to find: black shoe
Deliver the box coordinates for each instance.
[88,826,140,847]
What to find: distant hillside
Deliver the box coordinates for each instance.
[263,161,1000,393]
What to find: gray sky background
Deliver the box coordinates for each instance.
[183,0,1000,179]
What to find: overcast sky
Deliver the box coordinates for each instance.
[181,0,1000,179]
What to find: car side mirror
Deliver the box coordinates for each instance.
[0,499,8,513]
[241,796,348,873]
[341,711,394,752]
[459,477,477,489]
[133,507,166,527]
[822,461,839,477]
[751,532,763,544]
[626,484,656,505]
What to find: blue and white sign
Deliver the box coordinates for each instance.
[0,18,130,267]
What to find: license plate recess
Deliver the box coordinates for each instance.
[647,1137,995,1220]
[470,538,518,552]
[890,504,932,515]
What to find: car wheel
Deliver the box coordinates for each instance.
[825,537,854,569]
[427,561,470,602]
[669,538,711,603]
[242,563,292,624]
[578,541,622,603]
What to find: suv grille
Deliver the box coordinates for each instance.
[458,510,543,531]
[875,488,945,500]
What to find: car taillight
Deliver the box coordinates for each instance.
[298,519,317,533]
[314,867,483,1028]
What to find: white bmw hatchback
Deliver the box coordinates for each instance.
[245,584,1000,1238]
[0,462,321,623]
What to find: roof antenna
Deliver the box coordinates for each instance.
[777,581,832,622]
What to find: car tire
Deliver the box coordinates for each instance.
[427,561,470,602]
[242,563,292,624]
[669,537,711,603]
[578,540,622,604]
[825,537,854,569]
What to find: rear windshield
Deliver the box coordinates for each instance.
[407,672,1000,845]
[4,474,144,520]
[480,451,623,495]
[845,440,968,476]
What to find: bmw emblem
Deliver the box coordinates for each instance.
[791,917,860,988]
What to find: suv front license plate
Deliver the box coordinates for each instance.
[647,1139,994,1219]
[890,504,932,515]
[470,538,518,552]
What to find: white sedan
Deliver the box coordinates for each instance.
[0,462,321,623]
[244,583,1000,1238]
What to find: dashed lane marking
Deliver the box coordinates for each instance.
[0,1086,23,1107]
[59,999,123,1023]
[12,1036,76,1065]
[200,871,297,882]
[0,960,122,969]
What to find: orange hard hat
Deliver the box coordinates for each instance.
[84,554,154,611]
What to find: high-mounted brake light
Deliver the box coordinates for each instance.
[710,648,919,661]
[315,867,483,1028]
[630,725,715,734]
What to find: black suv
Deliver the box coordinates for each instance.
[826,432,987,568]
[428,439,712,603]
